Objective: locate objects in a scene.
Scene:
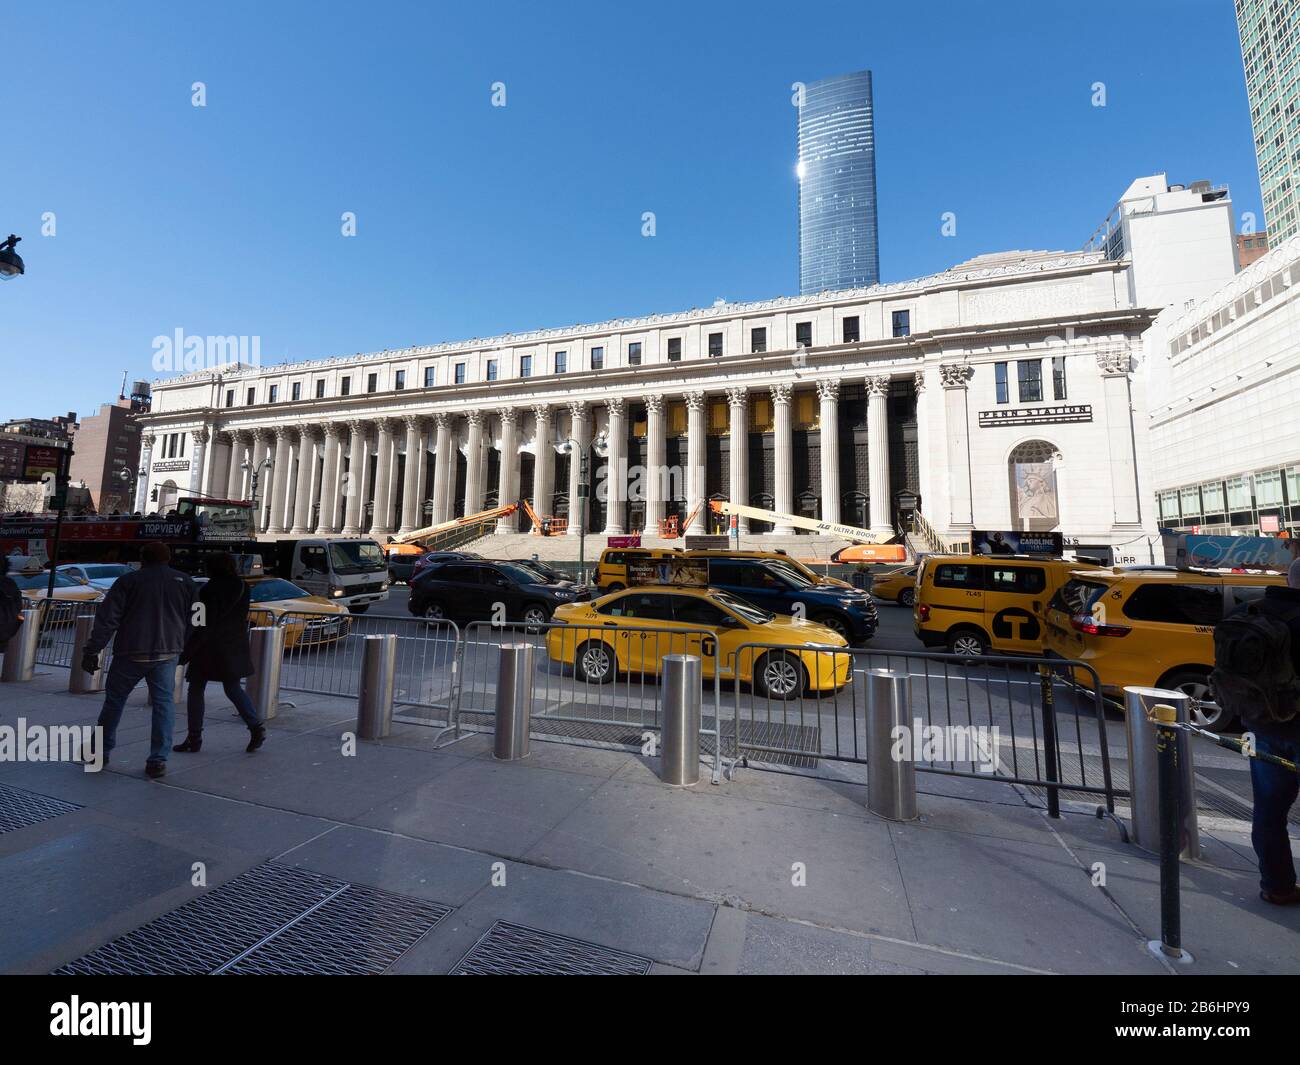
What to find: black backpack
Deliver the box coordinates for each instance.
[1211,600,1300,726]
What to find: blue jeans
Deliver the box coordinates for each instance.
[186,678,260,734]
[97,656,177,765]
[1250,730,1300,895]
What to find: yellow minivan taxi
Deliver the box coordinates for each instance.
[915,554,1100,657]
[681,549,853,589]
[593,548,680,592]
[1042,567,1284,729]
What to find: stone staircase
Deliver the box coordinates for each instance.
[457,530,861,563]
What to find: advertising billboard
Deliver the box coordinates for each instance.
[971,530,1065,557]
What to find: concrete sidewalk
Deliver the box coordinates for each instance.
[0,667,1297,975]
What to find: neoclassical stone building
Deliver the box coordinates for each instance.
[137,248,1161,558]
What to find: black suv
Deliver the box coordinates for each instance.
[409,559,589,627]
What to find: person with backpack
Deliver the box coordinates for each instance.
[0,556,23,647]
[81,541,196,778]
[173,552,266,754]
[1213,556,1300,905]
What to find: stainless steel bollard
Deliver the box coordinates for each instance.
[1,604,43,683]
[1124,686,1200,859]
[246,625,286,723]
[866,667,918,821]
[357,634,398,740]
[69,615,106,693]
[493,643,535,760]
[660,654,702,786]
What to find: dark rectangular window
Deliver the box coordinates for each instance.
[892,310,911,338]
[795,321,812,347]
[366,373,378,393]
[842,316,860,343]
[1122,584,1224,626]
[520,355,532,377]
[750,328,767,353]
[554,351,567,373]
[486,360,498,381]
[315,379,326,398]
[246,387,256,405]
[995,363,1009,404]
[291,382,301,401]
[667,338,681,361]
[225,389,234,408]
[424,367,435,388]
[1052,356,1067,400]
[591,346,604,369]
[933,563,984,590]
[340,377,351,396]
[708,333,723,357]
[454,363,466,384]
[1017,360,1042,403]
[394,370,405,391]
[268,385,278,404]
[627,342,642,365]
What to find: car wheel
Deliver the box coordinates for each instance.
[898,587,915,608]
[347,604,370,615]
[607,582,626,593]
[1162,669,1235,731]
[575,640,616,684]
[421,601,447,624]
[521,604,550,631]
[947,628,988,661]
[812,612,851,641]
[754,651,807,701]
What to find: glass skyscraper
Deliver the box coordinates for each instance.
[1237,0,1300,240]
[797,70,880,295]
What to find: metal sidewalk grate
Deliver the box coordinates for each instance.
[451,921,653,975]
[0,782,82,835]
[56,862,450,975]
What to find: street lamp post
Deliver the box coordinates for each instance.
[553,428,609,586]
[0,234,25,281]
[241,457,272,535]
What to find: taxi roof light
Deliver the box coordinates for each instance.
[1070,613,1130,637]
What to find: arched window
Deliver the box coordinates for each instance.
[1007,440,1061,531]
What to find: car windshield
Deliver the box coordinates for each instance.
[80,565,132,579]
[13,573,83,590]
[713,590,773,624]
[763,561,814,587]
[523,561,565,582]
[248,578,310,603]
[328,541,386,574]
[493,563,541,585]
[1050,579,1108,615]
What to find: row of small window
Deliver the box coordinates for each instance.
[1158,467,1300,521]
[158,432,187,458]
[993,357,1067,405]
[1169,264,1293,355]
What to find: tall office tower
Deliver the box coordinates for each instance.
[1237,0,1300,240]
[797,70,880,295]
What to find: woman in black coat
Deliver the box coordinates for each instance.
[174,553,266,754]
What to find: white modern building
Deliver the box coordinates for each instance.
[1147,232,1300,537]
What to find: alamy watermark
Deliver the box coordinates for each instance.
[151,328,262,373]
[0,719,104,772]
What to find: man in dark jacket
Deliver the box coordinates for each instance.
[82,542,196,778]
[1244,557,1300,905]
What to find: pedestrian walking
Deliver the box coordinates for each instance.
[81,541,196,778]
[174,552,266,754]
[0,555,23,646]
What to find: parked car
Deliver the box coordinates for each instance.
[869,565,918,607]
[9,571,104,627]
[55,562,136,591]
[409,550,481,585]
[702,558,877,645]
[409,559,589,627]
[546,585,850,700]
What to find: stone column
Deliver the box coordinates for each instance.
[135,434,155,512]
[398,415,425,535]
[250,430,271,530]
[532,405,554,520]
[289,428,318,536]
[317,424,343,533]
[464,410,485,516]
[817,380,841,526]
[566,401,589,536]
[224,431,247,501]
[940,364,974,528]
[188,428,209,496]
[267,426,294,535]
[866,376,892,536]
[601,397,626,535]
[641,394,666,536]
[340,420,367,536]
[726,387,749,533]
[912,370,929,514]
[431,412,453,524]
[1098,347,1141,525]
[771,384,794,534]
[685,391,707,534]
[366,419,395,537]
[495,408,519,532]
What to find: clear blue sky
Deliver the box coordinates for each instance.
[0,0,1260,422]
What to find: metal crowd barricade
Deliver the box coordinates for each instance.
[725,642,1117,812]
[35,597,100,668]
[447,620,724,780]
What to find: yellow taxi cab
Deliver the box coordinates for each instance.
[545,585,850,700]
[868,565,918,607]
[681,549,854,590]
[915,554,1101,657]
[242,576,353,649]
[10,570,104,626]
[593,547,679,592]
[1043,566,1284,729]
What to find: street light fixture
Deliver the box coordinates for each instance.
[0,235,25,281]
[241,456,273,533]
[553,427,609,586]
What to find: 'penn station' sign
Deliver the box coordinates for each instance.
[978,404,1092,428]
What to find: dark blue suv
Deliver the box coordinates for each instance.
[705,558,877,644]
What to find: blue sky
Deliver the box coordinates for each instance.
[0,0,1260,422]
